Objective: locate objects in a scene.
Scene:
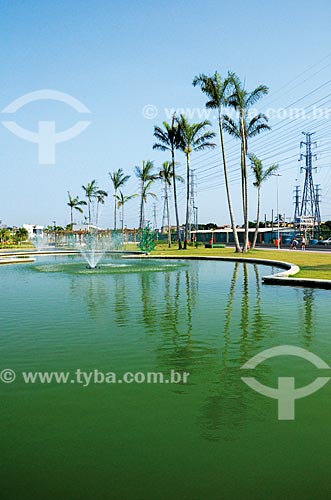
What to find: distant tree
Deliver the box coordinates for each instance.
[109,168,130,229]
[135,160,158,228]
[82,180,98,229]
[13,227,29,245]
[249,154,278,248]
[67,192,87,228]
[224,73,270,252]
[159,161,183,247]
[204,223,218,230]
[0,228,11,244]
[177,114,216,249]
[193,72,241,253]
[95,190,108,228]
[114,191,138,231]
[153,114,183,249]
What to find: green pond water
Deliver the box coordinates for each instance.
[1,255,331,500]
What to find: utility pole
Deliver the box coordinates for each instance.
[193,205,198,244]
[273,174,282,249]
[188,169,197,239]
[298,132,321,237]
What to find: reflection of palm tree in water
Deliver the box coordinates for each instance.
[198,262,246,441]
[69,275,110,320]
[252,264,264,340]
[240,262,250,361]
[303,288,315,344]
[155,268,202,374]
[140,271,158,333]
[198,262,271,441]
[114,275,129,326]
[224,262,240,355]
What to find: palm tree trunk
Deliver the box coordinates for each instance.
[122,204,124,232]
[88,200,91,231]
[172,147,182,250]
[139,181,144,229]
[184,152,190,249]
[114,189,117,230]
[252,187,261,249]
[242,134,249,253]
[240,145,248,252]
[96,202,99,229]
[166,183,171,248]
[218,113,241,253]
[70,207,73,228]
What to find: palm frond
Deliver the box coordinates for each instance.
[222,115,240,138]
[246,84,269,107]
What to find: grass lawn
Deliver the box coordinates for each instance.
[152,244,331,280]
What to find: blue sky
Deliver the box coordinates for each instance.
[1,0,331,228]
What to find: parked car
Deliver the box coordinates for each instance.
[318,237,331,245]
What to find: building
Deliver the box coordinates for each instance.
[192,228,297,246]
[23,224,44,239]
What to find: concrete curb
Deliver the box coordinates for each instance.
[0,257,36,265]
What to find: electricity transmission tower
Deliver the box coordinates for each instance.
[293,185,301,221]
[161,185,169,234]
[295,132,321,236]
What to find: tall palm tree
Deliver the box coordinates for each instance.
[153,114,183,249]
[67,192,87,229]
[95,190,108,228]
[135,160,158,228]
[114,191,138,231]
[249,154,278,249]
[109,168,130,230]
[193,72,242,253]
[159,161,184,247]
[82,180,98,229]
[224,73,270,252]
[177,114,216,249]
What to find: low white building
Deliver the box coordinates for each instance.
[23,224,44,238]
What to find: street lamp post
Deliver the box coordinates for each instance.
[273,174,282,249]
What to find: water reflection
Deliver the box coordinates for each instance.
[66,258,319,441]
[303,288,315,344]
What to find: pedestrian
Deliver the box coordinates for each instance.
[301,236,306,251]
[291,238,298,250]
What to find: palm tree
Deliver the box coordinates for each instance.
[114,191,138,231]
[82,180,98,229]
[193,72,242,253]
[135,160,158,228]
[14,227,29,245]
[67,192,87,228]
[177,115,216,249]
[109,168,130,230]
[159,161,184,247]
[223,73,270,252]
[95,190,108,228]
[249,154,278,249]
[153,114,183,249]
